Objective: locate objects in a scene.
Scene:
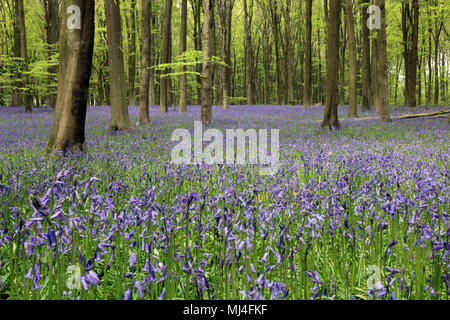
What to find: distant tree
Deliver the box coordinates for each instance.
[402,0,420,107]
[243,0,255,105]
[12,0,32,112]
[218,0,234,110]
[360,0,371,111]
[105,0,131,133]
[345,0,358,118]
[138,0,151,124]
[201,0,215,124]
[127,0,137,106]
[179,0,188,112]
[43,0,60,108]
[322,0,341,129]
[376,0,390,122]
[303,0,313,109]
[46,0,95,153]
[160,0,173,113]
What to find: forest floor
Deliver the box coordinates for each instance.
[0,104,448,300]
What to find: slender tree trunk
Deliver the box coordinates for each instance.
[160,0,173,113]
[376,0,390,122]
[371,33,379,112]
[138,0,151,124]
[303,0,312,109]
[346,0,358,118]
[402,0,419,107]
[243,0,255,105]
[105,0,131,133]
[46,0,95,153]
[128,0,137,106]
[219,0,234,110]
[322,0,341,130]
[179,0,188,112]
[43,0,60,108]
[361,0,370,111]
[201,0,215,124]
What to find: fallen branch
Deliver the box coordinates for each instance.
[394,106,449,120]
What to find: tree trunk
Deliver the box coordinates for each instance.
[128,0,137,106]
[371,33,379,112]
[12,0,32,112]
[402,0,419,107]
[46,0,95,153]
[105,0,131,133]
[303,0,312,109]
[219,0,234,110]
[243,0,255,105]
[376,0,390,122]
[138,0,151,124]
[160,0,173,113]
[201,0,215,124]
[43,0,60,108]
[345,0,358,118]
[179,0,188,112]
[361,0,370,111]
[322,0,341,130]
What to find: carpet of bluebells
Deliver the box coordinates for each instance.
[0,104,448,300]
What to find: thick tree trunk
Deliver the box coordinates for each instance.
[201,0,215,124]
[46,0,95,153]
[361,0,370,111]
[346,0,358,118]
[105,0,131,133]
[160,0,173,113]
[322,0,341,130]
[128,0,137,106]
[179,0,188,112]
[303,0,312,109]
[43,0,60,108]
[376,0,390,122]
[138,0,151,124]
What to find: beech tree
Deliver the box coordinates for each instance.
[218,0,234,110]
[179,0,188,112]
[46,0,95,153]
[303,0,313,109]
[160,0,173,113]
[376,0,390,122]
[105,0,131,133]
[138,0,151,124]
[345,0,358,118]
[201,0,215,124]
[322,0,341,130]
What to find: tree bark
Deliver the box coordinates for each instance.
[179,0,188,112]
[345,0,358,118]
[138,0,151,124]
[46,0,95,153]
[160,0,173,113]
[322,0,341,130]
[201,0,215,124]
[105,0,131,133]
